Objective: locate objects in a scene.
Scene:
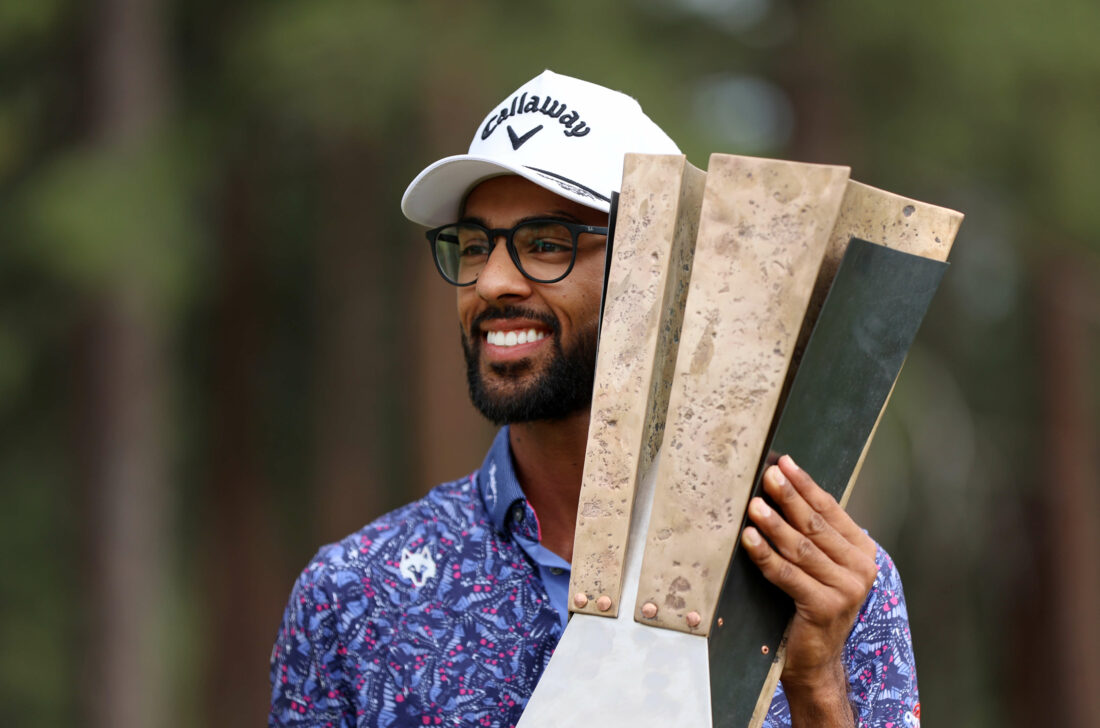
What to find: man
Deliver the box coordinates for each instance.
[270,70,919,728]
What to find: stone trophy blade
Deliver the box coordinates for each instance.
[707,239,948,727]
[570,153,706,619]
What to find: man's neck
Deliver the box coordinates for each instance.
[508,410,589,563]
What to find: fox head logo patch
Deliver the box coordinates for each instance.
[399,546,437,588]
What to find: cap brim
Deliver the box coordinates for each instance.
[401,154,612,228]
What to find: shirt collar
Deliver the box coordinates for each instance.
[477,426,539,540]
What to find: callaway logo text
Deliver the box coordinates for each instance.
[482,92,591,140]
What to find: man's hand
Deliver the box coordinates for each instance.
[740,454,878,726]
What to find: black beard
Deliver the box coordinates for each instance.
[462,306,597,425]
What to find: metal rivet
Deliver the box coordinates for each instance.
[596,595,612,612]
[686,611,701,628]
[641,602,658,619]
[761,645,770,655]
[573,592,589,609]
[716,617,724,628]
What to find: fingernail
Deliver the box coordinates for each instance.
[752,499,771,518]
[767,465,787,487]
[780,454,799,471]
[743,528,760,546]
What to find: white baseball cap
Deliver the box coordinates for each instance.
[401,70,681,228]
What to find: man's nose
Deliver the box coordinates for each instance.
[475,240,532,302]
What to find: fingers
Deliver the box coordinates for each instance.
[741,500,875,621]
[762,460,852,565]
[741,507,825,606]
[776,456,876,560]
[742,455,878,595]
[767,456,877,564]
[743,495,851,598]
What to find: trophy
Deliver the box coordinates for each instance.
[517,153,962,727]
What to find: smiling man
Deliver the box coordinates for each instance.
[456,177,607,432]
[269,70,920,728]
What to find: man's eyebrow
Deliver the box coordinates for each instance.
[457,211,594,227]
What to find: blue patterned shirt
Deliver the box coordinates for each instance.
[270,427,920,727]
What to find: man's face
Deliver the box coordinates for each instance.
[457,175,608,424]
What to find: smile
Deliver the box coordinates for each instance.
[485,329,548,347]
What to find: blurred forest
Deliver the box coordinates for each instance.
[2,0,1098,725]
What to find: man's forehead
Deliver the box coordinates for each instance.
[461,175,608,226]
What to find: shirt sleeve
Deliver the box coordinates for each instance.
[845,544,920,727]
[762,543,921,728]
[269,559,356,728]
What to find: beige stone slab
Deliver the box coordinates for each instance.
[809,181,963,502]
[794,180,965,365]
[569,153,706,618]
[634,154,850,635]
[837,179,963,262]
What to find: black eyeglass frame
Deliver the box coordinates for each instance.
[425,218,609,287]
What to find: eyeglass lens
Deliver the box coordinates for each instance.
[434,221,578,285]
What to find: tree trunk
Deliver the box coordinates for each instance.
[1036,254,1100,727]
[78,0,171,726]
[778,1,857,168]
[312,139,388,540]
[201,156,284,726]
[76,299,169,728]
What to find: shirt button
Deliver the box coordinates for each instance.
[512,508,523,523]
[550,567,564,576]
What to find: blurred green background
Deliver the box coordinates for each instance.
[2,0,1098,725]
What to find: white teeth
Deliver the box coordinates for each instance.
[486,329,547,347]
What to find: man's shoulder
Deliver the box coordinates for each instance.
[298,474,488,587]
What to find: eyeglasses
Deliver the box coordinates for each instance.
[426,218,609,286]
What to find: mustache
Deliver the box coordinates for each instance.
[471,306,560,336]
